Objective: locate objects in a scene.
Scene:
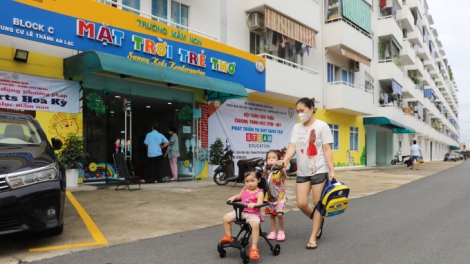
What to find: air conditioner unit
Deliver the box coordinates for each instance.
[250,13,265,32]
[350,60,360,72]
[402,29,408,38]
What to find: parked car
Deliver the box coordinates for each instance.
[444,153,459,162]
[0,112,65,236]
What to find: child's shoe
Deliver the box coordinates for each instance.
[220,235,233,244]
[249,247,260,260]
[266,231,277,240]
[276,231,286,241]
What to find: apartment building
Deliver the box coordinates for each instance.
[0,0,459,179]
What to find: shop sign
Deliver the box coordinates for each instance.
[0,71,80,113]
[0,0,266,92]
[208,99,297,172]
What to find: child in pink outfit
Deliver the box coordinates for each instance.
[220,168,265,260]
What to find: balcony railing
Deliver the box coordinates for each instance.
[327,81,373,93]
[96,0,218,40]
[326,17,372,38]
[258,53,319,75]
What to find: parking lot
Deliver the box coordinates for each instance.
[0,161,463,263]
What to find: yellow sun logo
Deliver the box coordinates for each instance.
[183,160,190,167]
[89,162,98,172]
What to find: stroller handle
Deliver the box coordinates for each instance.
[266,164,284,172]
[226,200,269,208]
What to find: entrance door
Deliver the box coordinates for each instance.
[83,87,194,180]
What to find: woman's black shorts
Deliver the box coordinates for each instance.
[296,173,328,185]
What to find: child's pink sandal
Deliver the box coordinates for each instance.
[266,231,277,240]
[276,231,286,241]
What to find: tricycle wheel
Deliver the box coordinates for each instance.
[217,243,226,256]
[241,248,249,263]
[272,244,281,256]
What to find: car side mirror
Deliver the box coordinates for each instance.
[51,138,63,150]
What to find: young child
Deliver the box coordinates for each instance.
[263,150,288,242]
[220,167,265,260]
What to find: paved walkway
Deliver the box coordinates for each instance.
[0,161,463,263]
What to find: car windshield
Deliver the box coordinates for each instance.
[0,115,42,145]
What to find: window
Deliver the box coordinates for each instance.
[171,1,189,29]
[152,0,168,21]
[350,127,358,151]
[342,69,355,87]
[328,124,339,150]
[327,63,335,83]
[151,0,188,29]
[122,0,140,15]
[98,0,117,7]
[365,71,374,91]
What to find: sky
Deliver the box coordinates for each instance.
[426,0,469,142]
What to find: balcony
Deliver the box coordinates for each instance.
[430,68,439,78]
[245,0,320,30]
[418,43,431,61]
[422,69,432,86]
[397,5,415,33]
[325,82,374,115]
[407,0,425,17]
[261,55,321,100]
[324,19,373,61]
[407,26,424,48]
[408,58,425,76]
[400,40,417,66]
[377,106,422,134]
[424,58,436,71]
[378,59,404,86]
[377,17,404,46]
[401,77,424,102]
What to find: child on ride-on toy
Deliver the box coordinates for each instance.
[220,167,265,260]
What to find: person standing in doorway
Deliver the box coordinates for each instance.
[142,123,169,183]
[410,140,422,170]
[164,126,180,181]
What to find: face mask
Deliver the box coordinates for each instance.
[299,110,312,123]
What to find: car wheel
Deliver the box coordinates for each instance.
[44,224,64,236]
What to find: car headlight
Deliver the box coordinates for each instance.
[6,168,58,189]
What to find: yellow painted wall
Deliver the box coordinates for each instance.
[0,45,83,142]
[249,94,366,167]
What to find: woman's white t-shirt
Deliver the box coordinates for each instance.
[289,120,333,176]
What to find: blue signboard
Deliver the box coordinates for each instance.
[0,0,266,92]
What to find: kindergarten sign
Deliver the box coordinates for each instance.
[0,0,266,92]
[208,99,297,168]
[0,71,80,113]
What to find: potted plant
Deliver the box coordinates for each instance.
[57,133,88,187]
[208,137,224,177]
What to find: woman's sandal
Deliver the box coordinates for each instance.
[306,241,317,250]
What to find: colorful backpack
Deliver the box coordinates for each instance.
[317,179,350,217]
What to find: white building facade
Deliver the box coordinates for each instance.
[1,0,460,169]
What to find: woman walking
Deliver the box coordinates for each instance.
[277,97,336,249]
